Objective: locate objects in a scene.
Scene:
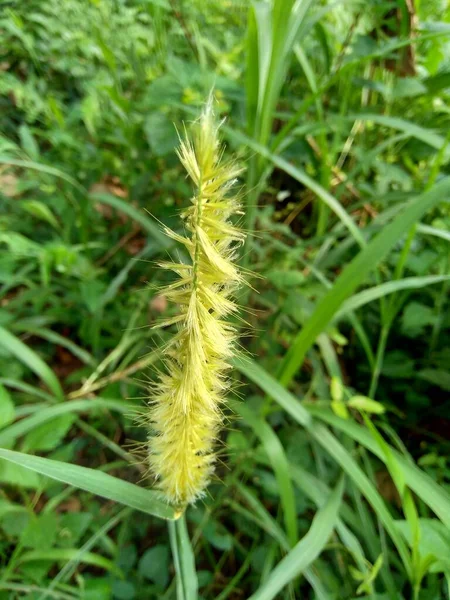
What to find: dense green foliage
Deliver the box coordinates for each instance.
[0,0,450,598]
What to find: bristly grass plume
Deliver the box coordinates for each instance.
[147,98,245,508]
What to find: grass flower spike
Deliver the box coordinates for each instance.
[148,98,245,508]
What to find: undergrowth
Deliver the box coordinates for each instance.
[0,1,449,599]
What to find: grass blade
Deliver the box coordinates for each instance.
[234,357,412,574]
[0,398,135,447]
[18,549,122,578]
[278,177,450,385]
[248,478,344,600]
[90,192,171,248]
[308,407,450,528]
[0,448,176,520]
[0,156,85,192]
[0,326,64,401]
[237,402,298,546]
[335,275,450,321]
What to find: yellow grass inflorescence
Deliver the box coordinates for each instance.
[148,98,245,508]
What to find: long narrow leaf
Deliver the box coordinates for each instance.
[248,478,344,600]
[90,192,171,248]
[0,448,176,520]
[0,398,135,447]
[278,177,450,385]
[335,275,450,320]
[308,407,450,528]
[234,357,412,574]
[237,402,298,546]
[0,326,64,401]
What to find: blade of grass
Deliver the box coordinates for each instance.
[12,326,95,366]
[0,326,64,401]
[234,358,413,575]
[248,478,344,600]
[0,398,136,447]
[278,176,450,385]
[0,157,85,192]
[237,402,298,546]
[334,275,450,321]
[308,407,450,528]
[18,549,122,578]
[227,127,366,247]
[37,508,129,600]
[90,192,171,248]
[342,114,450,160]
[0,448,176,520]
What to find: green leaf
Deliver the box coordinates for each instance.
[0,448,176,520]
[234,358,412,575]
[348,396,385,415]
[90,192,171,249]
[391,78,427,99]
[138,545,170,587]
[248,478,343,600]
[335,275,450,321]
[145,113,178,156]
[346,114,450,160]
[18,548,123,578]
[0,398,135,447]
[308,407,450,528]
[0,326,64,401]
[0,157,84,192]
[395,519,450,572]
[22,414,76,452]
[18,124,40,160]
[20,327,95,366]
[401,302,436,337]
[21,200,60,230]
[266,269,305,289]
[417,369,450,392]
[0,459,41,488]
[21,512,59,550]
[237,402,298,546]
[278,177,450,385]
[0,384,15,428]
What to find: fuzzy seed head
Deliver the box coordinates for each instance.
[147,98,245,507]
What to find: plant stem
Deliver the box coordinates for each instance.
[369,325,390,399]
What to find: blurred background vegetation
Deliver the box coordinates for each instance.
[0,0,449,598]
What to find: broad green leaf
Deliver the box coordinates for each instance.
[145,112,178,156]
[22,414,77,452]
[18,124,40,160]
[0,448,176,520]
[138,545,170,587]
